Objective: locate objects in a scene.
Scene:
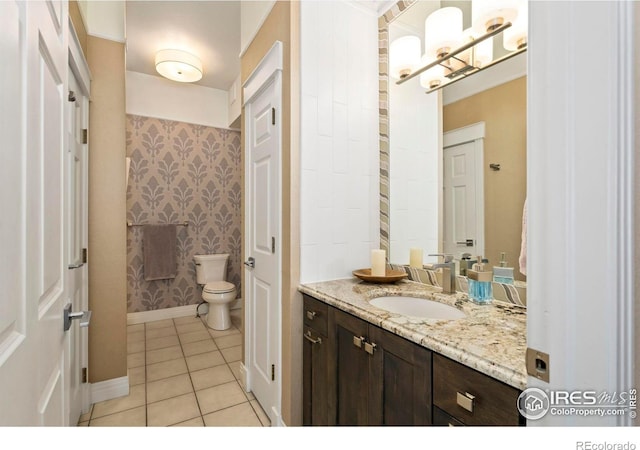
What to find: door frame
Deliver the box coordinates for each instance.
[527,1,635,426]
[67,18,91,421]
[241,40,283,426]
[442,122,486,259]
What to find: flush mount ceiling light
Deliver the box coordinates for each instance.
[155,49,203,83]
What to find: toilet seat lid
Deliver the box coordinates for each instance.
[203,281,235,294]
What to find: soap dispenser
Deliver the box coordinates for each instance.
[459,253,472,277]
[493,252,515,285]
[468,256,493,304]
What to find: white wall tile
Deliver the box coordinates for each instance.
[332,103,348,173]
[300,169,319,246]
[300,1,378,283]
[300,1,318,97]
[301,94,318,170]
[332,2,348,106]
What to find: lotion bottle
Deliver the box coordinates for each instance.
[492,252,515,285]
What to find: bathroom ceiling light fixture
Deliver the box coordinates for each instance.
[391,0,528,94]
[155,49,203,83]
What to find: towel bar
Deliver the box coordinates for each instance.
[127,221,189,227]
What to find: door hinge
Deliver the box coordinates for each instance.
[68,90,76,102]
[271,236,275,254]
[271,364,275,381]
[82,367,88,383]
[271,107,276,125]
[82,248,88,264]
[82,129,88,144]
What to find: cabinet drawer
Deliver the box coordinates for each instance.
[433,353,521,426]
[433,407,465,427]
[303,295,328,335]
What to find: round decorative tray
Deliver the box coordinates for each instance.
[352,268,408,283]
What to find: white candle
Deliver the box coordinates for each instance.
[409,248,423,268]
[371,249,386,277]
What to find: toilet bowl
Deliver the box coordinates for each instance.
[194,254,237,330]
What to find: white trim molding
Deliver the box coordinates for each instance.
[243,41,283,106]
[68,17,91,97]
[527,1,635,426]
[90,375,129,404]
[127,304,200,325]
[443,121,485,147]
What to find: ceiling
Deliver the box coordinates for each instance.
[125,1,241,91]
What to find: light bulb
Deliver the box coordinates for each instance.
[504,0,528,51]
[424,7,463,60]
[472,0,519,34]
[390,35,421,80]
[419,55,446,90]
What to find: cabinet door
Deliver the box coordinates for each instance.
[368,326,432,425]
[303,326,329,425]
[328,308,371,425]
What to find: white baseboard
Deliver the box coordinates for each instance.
[238,362,248,391]
[275,411,286,427]
[127,304,200,325]
[127,300,243,325]
[90,375,129,404]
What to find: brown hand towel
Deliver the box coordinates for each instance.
[143,224,177,281]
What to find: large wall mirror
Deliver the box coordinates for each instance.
[380,0,528,286]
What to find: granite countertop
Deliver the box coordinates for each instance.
[298,278,527,390]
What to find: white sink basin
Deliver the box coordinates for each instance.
[369,296,466,320]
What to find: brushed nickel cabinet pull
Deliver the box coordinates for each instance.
[364,341,377,355]
[456,391,476,413]
[303,331,322,345]
[353,335,365,348]
[306,310,317,321]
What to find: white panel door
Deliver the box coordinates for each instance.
[443,141,481,259]
[0,0,71,425]
[244,76,280,425]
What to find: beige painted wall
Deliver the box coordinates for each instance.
[69,0,87,56]
[87,36,128,383]
[444,77,527,281]
[240,1,302,426]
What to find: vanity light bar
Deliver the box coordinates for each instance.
[424,45,527,94]
[395,21,515,86]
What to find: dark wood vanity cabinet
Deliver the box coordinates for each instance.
[302,293,522,427]
[302,294,432,426]
[432,353,523,426]
[302,296,329,425]
[367,323,432,425]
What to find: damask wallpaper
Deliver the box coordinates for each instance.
[126,114,242,313]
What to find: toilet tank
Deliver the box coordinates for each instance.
[194,254,229,284]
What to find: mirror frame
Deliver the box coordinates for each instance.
[378,0,418,257]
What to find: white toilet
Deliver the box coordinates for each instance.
[194,253,237,330]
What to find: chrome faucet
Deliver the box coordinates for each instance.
[426,253,457,295]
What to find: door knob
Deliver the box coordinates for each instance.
[244,257,255,268]
[63,303,92,331]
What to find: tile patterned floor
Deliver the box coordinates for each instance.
[78,311,270,427]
